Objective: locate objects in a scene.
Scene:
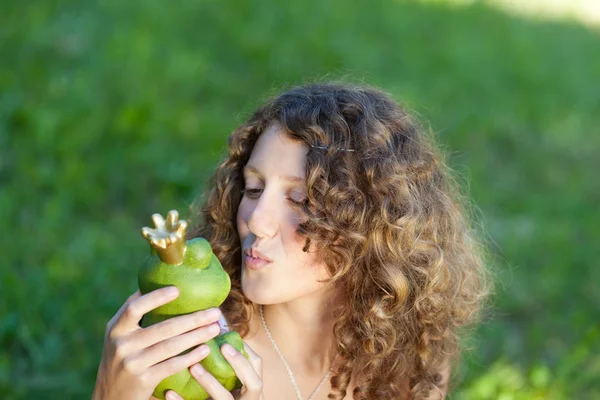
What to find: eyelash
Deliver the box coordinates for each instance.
[242,188,306,206]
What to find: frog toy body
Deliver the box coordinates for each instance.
[139,210,248,400]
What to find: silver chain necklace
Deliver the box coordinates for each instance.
[259,304,334,400]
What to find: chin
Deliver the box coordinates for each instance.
[240,270,278,303]
[240,275,278,304]
[242,290,275,305]
[241,277,325,306]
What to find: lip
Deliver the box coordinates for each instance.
[243,248,273,271]
[244,248,273,262]
[244,255,271,270]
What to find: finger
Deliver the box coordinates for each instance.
[189,364,234,400]
[115,287,179,333]
[131,307,222,350]
[165,390,185,400]
[243,343,263,377]
[126,290,142,303]
[107,290,141,327]
[106,289,142,335]
[221,344,262,394]
[129,323,221,369]
[151,343,211,382]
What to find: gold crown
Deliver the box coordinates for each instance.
[141,210,188,265]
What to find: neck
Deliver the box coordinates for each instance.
[258,289,340,375]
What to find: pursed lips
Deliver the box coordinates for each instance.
[244,248,273,262]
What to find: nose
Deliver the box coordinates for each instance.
[246,189,278,239]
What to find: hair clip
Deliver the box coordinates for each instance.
[310,144,355,152]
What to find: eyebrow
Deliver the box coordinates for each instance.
[243,165,306,185]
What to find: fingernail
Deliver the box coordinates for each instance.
[197,345,210,357]
[191,364,205,376]
[165,286,179,298]
[222,343,236,356]
[207,308,221,319]
[208,323,220,335]
[165,392,178,400]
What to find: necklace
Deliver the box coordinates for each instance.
[259,304,334,400]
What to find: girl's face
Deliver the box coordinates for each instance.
[236,122,329,304]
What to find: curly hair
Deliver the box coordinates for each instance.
[187,82,493,399]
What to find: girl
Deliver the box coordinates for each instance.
[92,83,492,400]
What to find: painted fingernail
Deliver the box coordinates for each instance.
[222,343,236,356]
[191,364,205,376]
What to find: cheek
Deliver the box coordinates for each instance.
[293,232,306,248]
[285,215,328,277]
[287,213,307,247]
[292,229,312,256]
[236,201,250,236]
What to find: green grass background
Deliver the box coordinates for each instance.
[2,0,599,398]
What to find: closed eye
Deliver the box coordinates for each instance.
[289,197,306,206]
[242,188,306,207]
[241,188,262,199]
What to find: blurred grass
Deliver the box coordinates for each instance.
[1,0,599,398]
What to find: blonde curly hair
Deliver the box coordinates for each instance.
[188,83,493,399]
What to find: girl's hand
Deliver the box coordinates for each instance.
[92,287,222,400]
[164,342,263,400]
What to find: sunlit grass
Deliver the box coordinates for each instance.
[422,0,600,26]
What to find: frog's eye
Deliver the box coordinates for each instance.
[186,238,214,270]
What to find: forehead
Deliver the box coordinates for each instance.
[244,122,308,181]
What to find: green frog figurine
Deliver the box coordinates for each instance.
[139,210,248,400]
